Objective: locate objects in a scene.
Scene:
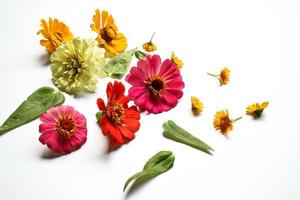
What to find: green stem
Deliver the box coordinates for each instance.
[207,72,219,78]
[233,116,243,123]
[149,32,155,43]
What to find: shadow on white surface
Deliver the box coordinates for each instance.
[40,149,64,159]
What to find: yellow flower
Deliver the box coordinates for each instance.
[191,96,203,115]
[142,32,157,52]
[213,110,242,136]
[171,52,183,69]
[220,67,230,85]
[50,38,106,95]
[90,9,127,57]
[207,67,230,86]
[37,18,74,53]
[246,102,269,118]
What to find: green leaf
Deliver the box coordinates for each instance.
[123,151,175,192]
[163,120,214,155]
[103,48,137,79]
[0,86,65,134]
[134,50,146,60]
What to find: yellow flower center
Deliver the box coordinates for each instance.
[146,76,165,96]
[100,26,116,43]
[108,102,125,124]
[56,117,76,138]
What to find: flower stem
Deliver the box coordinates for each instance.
[207,72,219,78]
[150,32,155,43]
[233,116,243,123]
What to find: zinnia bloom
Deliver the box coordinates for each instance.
[50,38,106,95]
[37,18,74,53]
[207,67,230,85]
[90,9,127,57]
[96,81,140,146]
[171,52,183,69]
[213,110,242,136]
[39,105,87,154]
[142,32,157,52]
[191,96,203,115]
[246,101,269,118]
[125,54,185,114]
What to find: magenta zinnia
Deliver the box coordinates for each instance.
[125,55,185,114]
[39,105,87,154]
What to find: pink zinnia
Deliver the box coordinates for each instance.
[39,105,87,154]
[125,54,185,114]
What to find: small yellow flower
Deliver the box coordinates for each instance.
[171,52,184,69]
[207,67,230,86]
[142,32,157,52]
[37,18,74,53]
[90,9,127,57]
[246,102,269,118]
[191,96,203,115]
[213,110,242,136]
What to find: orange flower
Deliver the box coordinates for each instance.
[213,110,242,136]
[37,18,73,53]
[90,9,127,57]
[207,67,230,86]
[142,32,157,52]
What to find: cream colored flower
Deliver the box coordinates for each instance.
[50,38,106,95]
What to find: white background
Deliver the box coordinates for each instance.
[0,0,300,199]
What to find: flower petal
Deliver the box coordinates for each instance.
[119,126,135,140]
[97,98,106,110]
[123,118,140,132]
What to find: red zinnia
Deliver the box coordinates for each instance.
[96,81,141,146]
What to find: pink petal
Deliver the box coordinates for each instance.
[39,123,56,133]
[126,74,145,87]
[39,112,57,124]
[166,89,183,99]
[146,54,161,75]
[162,91,179,107]
[133,92,147,107]
[127,67,147,82]
[166,79,185,89]
[159,59,176,77]
[70,134,87,149]
[39,131,57,144]
[128,87,146,100]
[137,59,151,78]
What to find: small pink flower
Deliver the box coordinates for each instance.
[39,105,87,154]
[125,54,185,114]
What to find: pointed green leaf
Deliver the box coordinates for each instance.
[123,151,175,192]
[0,86,65,134]
[103,48,137,79]
[163,120,214,155]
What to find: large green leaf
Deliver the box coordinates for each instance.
[163,120,214,155]
[123,151,175,192]
[0,86,65,134]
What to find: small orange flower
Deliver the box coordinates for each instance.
[37,18,74,53]
[213,110,242,136]
[142,32,157,52]
[207,67,230,86]
[90,9,127,57]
